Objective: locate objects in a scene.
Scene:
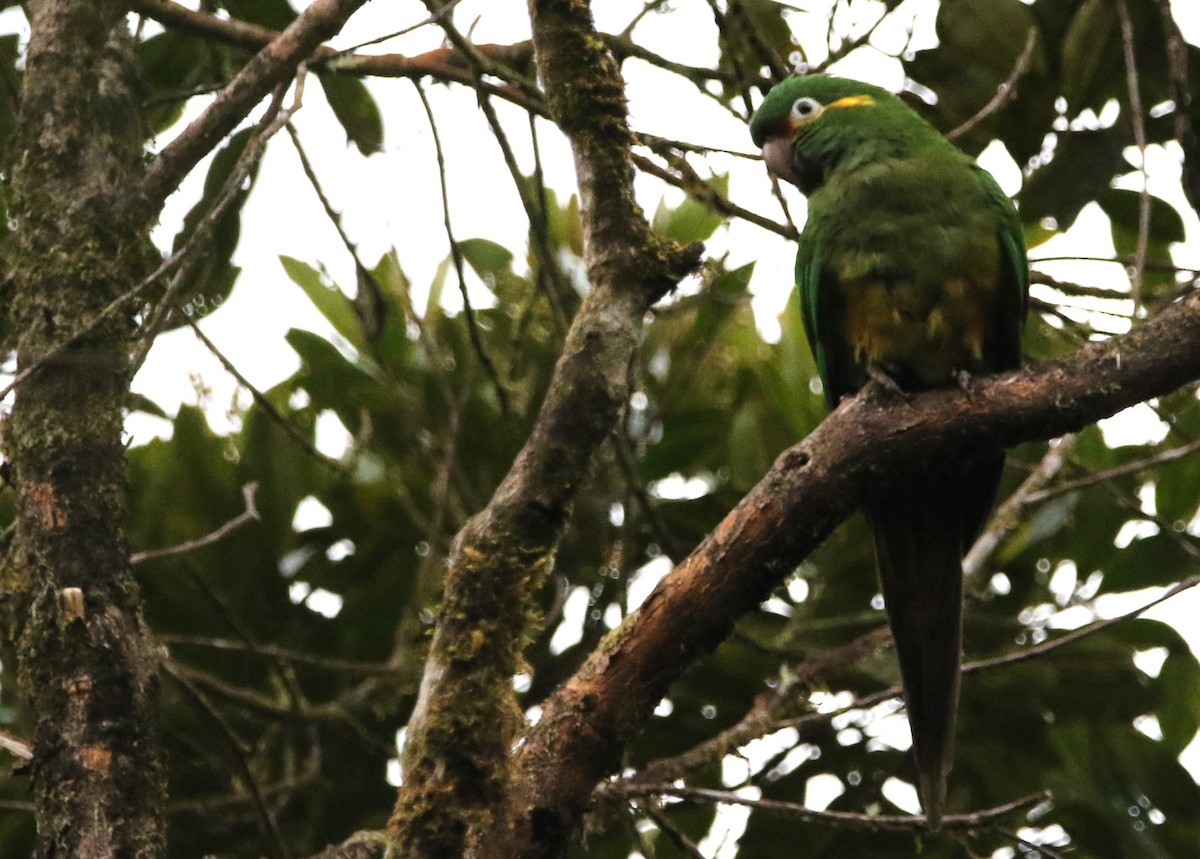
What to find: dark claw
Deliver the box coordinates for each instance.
[866,364,911,403]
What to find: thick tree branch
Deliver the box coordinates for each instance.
[134,0,370,214]
[385,0,701,856]
[496,291,1200,857]
[131,0,546,114]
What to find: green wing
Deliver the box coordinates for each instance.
[974,163,1029,372]
[795,232,840,408]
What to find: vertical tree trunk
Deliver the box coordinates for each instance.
[2,1,165,855]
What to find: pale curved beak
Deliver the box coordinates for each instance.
[761,136,798,186]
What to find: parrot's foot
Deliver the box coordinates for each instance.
[865,365,911,403]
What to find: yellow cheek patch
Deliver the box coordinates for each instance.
[828,94,875,109]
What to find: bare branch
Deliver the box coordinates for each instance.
[1024,435,1200,504]
[132,483,260,565]
[963,435,1076,590]
[947,27,1039,141]
[963,572,1200,676]
[623,785,1051,832]
[1155,0,1198,213]
[186,320,349,477]
[412,80,511,416]
[158,634,396,675]
[131,0,546,116]
[135,0,371,214]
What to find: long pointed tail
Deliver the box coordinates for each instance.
[866,453,1003,830]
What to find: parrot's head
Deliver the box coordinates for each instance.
[749,75,930,194]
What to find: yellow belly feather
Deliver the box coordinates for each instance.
[841,276,994,386]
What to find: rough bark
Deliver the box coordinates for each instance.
[386,0,700,856]
[486,290,1200,858]
[1,2,165,855]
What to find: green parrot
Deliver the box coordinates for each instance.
[749,75,1028,828]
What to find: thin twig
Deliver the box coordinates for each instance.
[964,436,1076,591]
[639,802,709,858]
[948,27,1039,141]
[133,0,546,115]
[630,626,893,787]
[526,111,571,334]
[622,784,1051,832]
[132,76,303,374]
[620,0,673,38]
[992,826,1070,859]
[1118,0,1151,312]
[159,634,396,674]
[812,2,893,74]
[963,572,1200,675]
[633,150,795,238]
[334,0,469,53]
[411,79,511,416]
[429,5,572,336]
[186,320,350,477]
[163,663,292,859]
[1024,435,1200,504]
[132,483,260,565]
[641,564,1199,789]
[283,120,392,342]
[169,748,321,817]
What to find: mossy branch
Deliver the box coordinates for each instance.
[385,1,701,857]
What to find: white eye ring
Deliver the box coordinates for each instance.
[790,97,822,121]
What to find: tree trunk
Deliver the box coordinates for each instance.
[2,1,165,855]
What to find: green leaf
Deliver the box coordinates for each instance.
[1159,650,1200,755]
[1060,0,1171,113]
[1102,532,1197,592]
[286,328,381,435]
[715,0,791,98]
[137,30,212,135]
[681,261,753,351]
[318,73,384,156]
[652,175,729,244]
[280,255,366,352]
[124,391,169,419]
[219,0,297,30]
[1155,445,1200,524]
[1021,125,1133,232]
[1100,188,1186,295]
[458,238,515,280]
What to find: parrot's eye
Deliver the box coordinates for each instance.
[790,97,823,121]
